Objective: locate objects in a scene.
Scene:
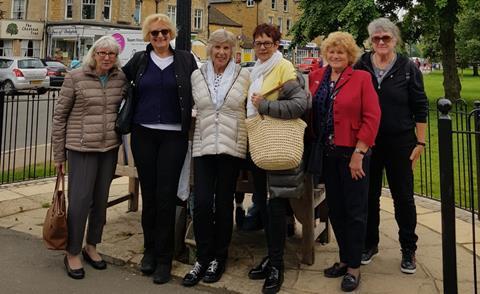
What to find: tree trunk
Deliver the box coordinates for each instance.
[473,64,479,76]
[438,0,461,100]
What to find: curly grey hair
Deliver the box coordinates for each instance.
[367,17,402,44]
[83,35,121,70]
[207,29,236,59]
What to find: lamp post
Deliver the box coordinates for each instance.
[176,0,191,51]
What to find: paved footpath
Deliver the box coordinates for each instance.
[0,176,479,294]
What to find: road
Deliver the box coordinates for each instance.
[0,228,215,294]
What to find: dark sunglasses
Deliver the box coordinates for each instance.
[150,29,170,37]
[371,35,393,44]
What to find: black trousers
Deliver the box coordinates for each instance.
[324,147,370,269]
[193,154,240,265]
[265,197,289,268]
[365,132,418,252]
[131,125,188,264]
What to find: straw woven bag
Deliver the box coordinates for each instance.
[246,114,307,170]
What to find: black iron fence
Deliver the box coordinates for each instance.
[0,89,59,184]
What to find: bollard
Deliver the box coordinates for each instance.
[437,98,458,294]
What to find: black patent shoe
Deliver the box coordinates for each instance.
[64,256,85,280]
[153,263,171,284]
[248,256,270,280]
[262,265,284,294]
[82,248,107,270]
[341,272,361,292]
[140,251,156,275]
[203,259,225,283]
[361,246,379,265]
[182,261,207,287]
[324,262,348,278]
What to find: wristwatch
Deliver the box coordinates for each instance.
[354,148,366,156]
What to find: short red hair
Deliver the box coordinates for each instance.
[253,23,282,42]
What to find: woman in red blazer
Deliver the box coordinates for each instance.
[307,31,380,292]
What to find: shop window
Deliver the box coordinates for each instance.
[103,0,111,21]
[65,0,73,19]
[167,5,176,25]
[21,40,40,57]
[0,40,13,57]
[82,0,96,20]
[12,0,26,20]
[193,9,203,31]
[133,0,142,24]
[246,0,254,7]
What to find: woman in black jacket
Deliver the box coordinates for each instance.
[122,13,197,284]
[354,18,428,274]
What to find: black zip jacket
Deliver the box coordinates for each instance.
[354,52,427,137]
[122,44,198,134]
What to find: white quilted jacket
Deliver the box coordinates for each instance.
[191,64,250,158]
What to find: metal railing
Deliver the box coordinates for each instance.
[0,89,59,184]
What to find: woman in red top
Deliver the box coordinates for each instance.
[307,31,381,292]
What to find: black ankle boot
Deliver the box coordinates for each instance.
[248,256,270,280]
[262,265,283,294]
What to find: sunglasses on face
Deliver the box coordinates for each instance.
[371,35,393,44]
[253,41,274,48]
[150,29,170,38]
[96,51,117,58]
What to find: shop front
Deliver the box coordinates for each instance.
[0,20,44,57]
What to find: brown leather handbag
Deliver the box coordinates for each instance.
[42,173,68,250]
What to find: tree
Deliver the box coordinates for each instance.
[457,0,480,76]
[291,0,462,100]
[6,23,18,36]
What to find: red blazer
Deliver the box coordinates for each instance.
[308,66,381,147]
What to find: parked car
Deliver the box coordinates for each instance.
[0,57,49,94]
[240,61,256,72]
[42,60,67,87]
[297,57,323,74]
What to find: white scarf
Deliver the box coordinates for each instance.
[247,51,283,117]
[206,59,236,110]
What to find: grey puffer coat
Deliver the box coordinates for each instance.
[260,74,308,199]
[52,65,127,163]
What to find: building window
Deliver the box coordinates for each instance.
[12,0,26,20]
[271,0,276,10]
[268,16,273,24]
[193,9,203,31]
[21,40,40,57]
[82,0,96,20]
[284,0,288,12]
[278,17,283,32]
[0,40,13,57]
[133,0,142,24]
[167,5,176,25]
[65,0,73,19]
[286,19,291,31]
[246,0,254,7]
[103,0,111,21]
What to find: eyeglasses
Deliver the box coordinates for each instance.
[150,29,170,38]
[253,41,274,48]
[96,51,117,58]
[371,35,393,44]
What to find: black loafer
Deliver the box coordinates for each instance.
[140,251,156,275]
[153,263,172,284]
[324,262,348,278]
[341,272,361,292]
[262,265,283,294]
[248,256,270,280]
[82,248,107,270]
[64,256,85,280]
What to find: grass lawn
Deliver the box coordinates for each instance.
[413,69,480,210]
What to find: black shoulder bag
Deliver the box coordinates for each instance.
[115,80,135,135]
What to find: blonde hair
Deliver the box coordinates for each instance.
[321,31,361,66]
[83,36,121,70]
[207,29,236,58]
[142,13,176,42]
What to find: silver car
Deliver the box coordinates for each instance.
[0,57,49,94]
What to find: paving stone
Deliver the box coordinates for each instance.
[0,189,25,202]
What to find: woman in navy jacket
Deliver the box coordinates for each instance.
[307,31,380,292]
